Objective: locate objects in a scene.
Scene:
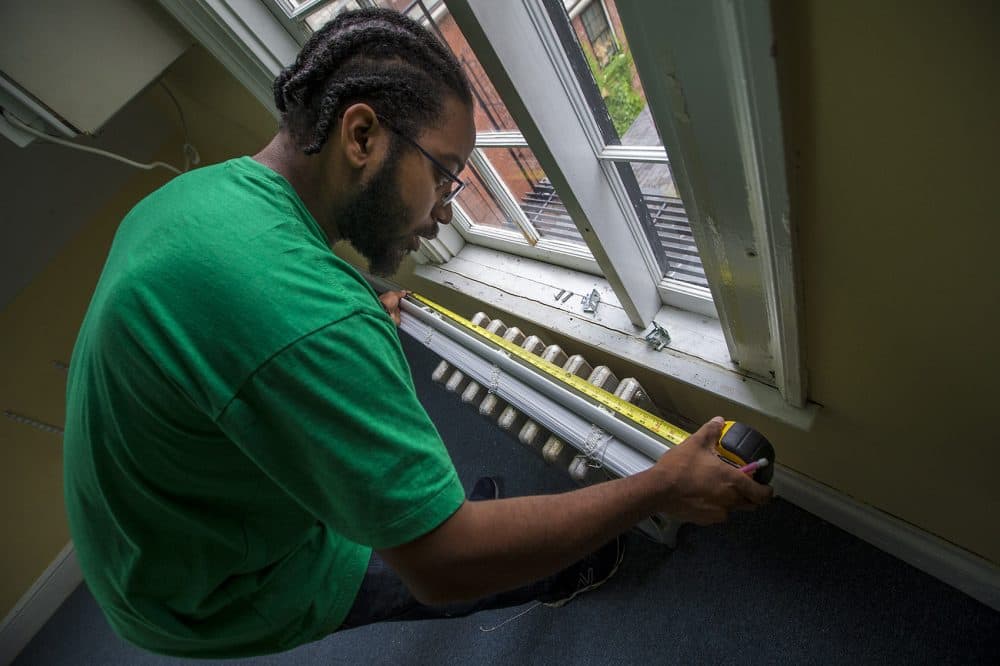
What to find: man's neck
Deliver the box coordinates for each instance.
[252,132,344,243]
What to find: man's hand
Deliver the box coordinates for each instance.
[378,290,409,326]
[652,416,773,525]
[379,415,773,605]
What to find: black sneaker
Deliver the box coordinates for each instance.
[542,535,625,608]
[468,476,501,501]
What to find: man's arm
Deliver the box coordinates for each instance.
[378,417,772,605]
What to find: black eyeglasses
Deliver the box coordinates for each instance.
[378,117,466,206]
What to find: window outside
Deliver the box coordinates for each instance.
[560,0,702,292]
[454,160,518,233]
[304,0,365,30]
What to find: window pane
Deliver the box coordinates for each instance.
[564,0,658,146]
[558,0,709,292]
[454,160,518,232]
[305,1,364,31]
[520,181,584,246]
[479,147,587,247]
[629,160,677,199]
[615,161,705,288]
[648,196,706,288]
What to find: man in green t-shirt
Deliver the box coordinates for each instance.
[63,7,772,658]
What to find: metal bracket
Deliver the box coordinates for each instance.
[581,289,601,314]
[644,321,671,351]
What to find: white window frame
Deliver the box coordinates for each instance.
[613,0,805,406]
[156,0,807,410]
[447,0,804,406]
[449,137,605,276]
[446,0,666,328]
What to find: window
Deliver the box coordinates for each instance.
[580,1,616,66]
[160,0,806,411]
[554,0,713,304]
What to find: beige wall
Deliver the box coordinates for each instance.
[765,0,998,560]
[3,0,997,624]
[0,45,275,617]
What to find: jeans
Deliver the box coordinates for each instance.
[338,550,565,630]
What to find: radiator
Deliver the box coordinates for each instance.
[423,310,682,545]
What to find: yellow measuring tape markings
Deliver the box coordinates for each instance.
[410,292,692,447]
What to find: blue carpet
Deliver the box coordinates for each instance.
[14,331,1000,665]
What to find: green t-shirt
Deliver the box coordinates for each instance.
[63,157,465,657]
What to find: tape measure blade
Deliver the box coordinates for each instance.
[407,292,691,446]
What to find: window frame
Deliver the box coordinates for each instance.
[445,0,803,405]
[156,0,806,408]
[612,0,805,405]
[446,0,668,328]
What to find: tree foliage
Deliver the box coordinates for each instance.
[588,48,644,136]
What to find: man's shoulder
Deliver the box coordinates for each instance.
[114,156,349,315]
[85,157,383,414]
[130,157,299,230]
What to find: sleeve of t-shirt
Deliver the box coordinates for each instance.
[215,310,466,550]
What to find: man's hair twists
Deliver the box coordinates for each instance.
[273,7,473,154]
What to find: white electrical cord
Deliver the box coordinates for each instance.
[159,81,200,171]
[2,107,187,176]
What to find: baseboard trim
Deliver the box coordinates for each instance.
[773,465,1000,611]
[0,541,82,666]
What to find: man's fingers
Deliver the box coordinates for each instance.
[731,469,774,504]
[381,291,402,307]
[378,291,406,326]
[689,416,726,450]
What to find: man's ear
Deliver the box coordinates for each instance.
[340,103,384,170]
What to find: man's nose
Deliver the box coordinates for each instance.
[433,199,453,225]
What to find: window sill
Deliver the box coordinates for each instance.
[412,245,817,430]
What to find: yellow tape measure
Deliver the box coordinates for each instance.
[410,292,692,446]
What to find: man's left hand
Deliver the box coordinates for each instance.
[379,290,409,326]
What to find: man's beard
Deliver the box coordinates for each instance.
[335,150,415,277]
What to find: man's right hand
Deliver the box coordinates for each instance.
[652,416,773,525]
[379,415,774,605]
